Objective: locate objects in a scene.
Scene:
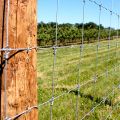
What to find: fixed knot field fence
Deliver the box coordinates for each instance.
[1,0,120,120]
[38,0,120,119]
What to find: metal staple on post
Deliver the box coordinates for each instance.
[26,48,30,63]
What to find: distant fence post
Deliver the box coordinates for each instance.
[0,0,38,120]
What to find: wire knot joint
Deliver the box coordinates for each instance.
[26,48,31,53]
[50,97,54,106]
[53,46,57,55]
[4,51,10,59]
[5,117,11,120]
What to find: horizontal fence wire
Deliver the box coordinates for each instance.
[88,0,119,16]
[0,43,119,52]
[37,43,120,50]
[0,47,37,52]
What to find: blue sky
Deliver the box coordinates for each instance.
[37,0,120,28]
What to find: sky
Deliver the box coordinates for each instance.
[37,0,120,28]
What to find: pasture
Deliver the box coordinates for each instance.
[37,39,120,120]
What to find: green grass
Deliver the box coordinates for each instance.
[37,39,120,120]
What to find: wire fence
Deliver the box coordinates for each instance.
[1,0,120,120]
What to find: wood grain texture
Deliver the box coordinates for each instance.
[0,0,38,119]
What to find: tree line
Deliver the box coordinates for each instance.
[37,22,119,46]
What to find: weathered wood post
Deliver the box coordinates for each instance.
[0,0,38,119]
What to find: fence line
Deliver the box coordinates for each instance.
[1,0,120,119]
[3,41,120,119]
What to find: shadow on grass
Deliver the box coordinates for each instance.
[69,90,112,106]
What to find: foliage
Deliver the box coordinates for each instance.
[37,22,119,46]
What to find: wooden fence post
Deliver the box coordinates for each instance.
[0,0,38,119]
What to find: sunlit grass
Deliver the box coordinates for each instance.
[37,39,120,120]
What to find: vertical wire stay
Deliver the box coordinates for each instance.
[112,0,116,72]
[98,3,102,46]
[96,1,102,96]
[111,0,115,110]
[4,0,10,119]
[81,0,85,116]
[116,15,119,71]
[55,0,58,46]
[93,1,102,111]
[106,9,112,77]
[76,0,85,119]
[105,1,112,78]
[117,15,120,70]
[50,0,58,120]
[75,0,85,119]
[108,0,115,117]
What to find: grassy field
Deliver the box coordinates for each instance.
[37,39,120,120]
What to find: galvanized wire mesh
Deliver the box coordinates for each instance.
[1,0,120,120]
